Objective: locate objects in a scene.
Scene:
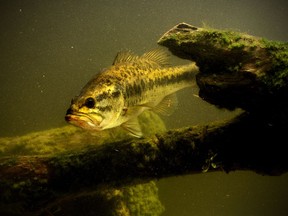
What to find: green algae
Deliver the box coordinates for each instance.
[259,39,288,90]
[122,181,165,216]
[38,181,164,216]
[0,110,167,215]
[0,111,166,157]
[159,24,288,95]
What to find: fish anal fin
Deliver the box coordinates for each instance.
[152,93,178,116]
[121,117,143,138]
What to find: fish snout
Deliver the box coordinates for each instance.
[66,108,73,115]
[65,108,75,122]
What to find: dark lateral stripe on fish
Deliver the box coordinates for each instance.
[124,70,194,98]
[153,70,194,87]
[125,82,143,98]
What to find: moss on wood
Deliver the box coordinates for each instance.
[158,23,288,113]
[0,111,166,215]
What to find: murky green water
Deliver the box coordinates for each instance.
[1,0,288,215]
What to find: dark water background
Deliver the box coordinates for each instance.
[1,0,288,215]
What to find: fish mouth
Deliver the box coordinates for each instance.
[65,109,103,131]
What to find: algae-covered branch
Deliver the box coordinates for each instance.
[1,112,288,215]
[158,23,288,114]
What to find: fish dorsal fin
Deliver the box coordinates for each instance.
[112,49,170,67]
[121,117,143,138]
[112,51,139,65]
[141,49,170,67]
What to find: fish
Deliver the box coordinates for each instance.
[65,49,199,138]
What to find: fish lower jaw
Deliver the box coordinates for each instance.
[65,114,103,131]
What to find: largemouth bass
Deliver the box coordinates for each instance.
[65,49,199,137]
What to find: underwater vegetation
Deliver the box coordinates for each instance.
[0,111,166,215]
[0,111,166,157]
[158,23,288,112]
[40,181,164,216]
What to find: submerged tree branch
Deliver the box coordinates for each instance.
[1,113,287,214]
[158,22,288,114]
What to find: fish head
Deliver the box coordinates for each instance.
[65,96,104,131]
[65,85,125,131]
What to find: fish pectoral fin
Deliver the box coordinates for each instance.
[152,93,178,116]
[121,117,143,138]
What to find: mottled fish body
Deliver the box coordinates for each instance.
[65,49,199,137]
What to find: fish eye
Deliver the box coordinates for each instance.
[84,97,95,108]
